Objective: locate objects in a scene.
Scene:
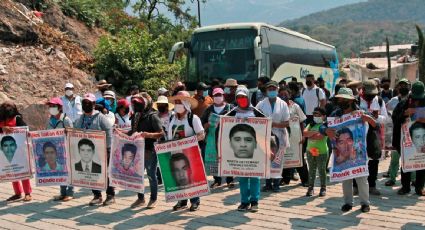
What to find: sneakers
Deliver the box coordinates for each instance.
[385,180,395,186]
[361,204,370,213]
[146,199,157,209]
[189,202,200,212]
[237,203,250,212]
[130,198,146,208]
[272,186,280,193]
[210,181,221,189]
[292,173,300,181]
[6,194,22,202]
[227,182,235,189]
[103,195,115,206]
[397,187,411,195]
[341,204,353,212]
[249,202,259,212]
[262,185,272,192]
[23,194,32,202]
[306,187,314,197]
[319,187,326,197]
[173,201,188,211]
[369,187,381,196]
[89,196,103,206]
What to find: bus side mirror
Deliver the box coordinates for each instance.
[168,41,185,63]
[254,36,262,61]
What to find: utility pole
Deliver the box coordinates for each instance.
[197,0,201,27]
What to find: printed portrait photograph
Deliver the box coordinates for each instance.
[74,138,101,174]
[34,137,67,173]
[410,122,425,153]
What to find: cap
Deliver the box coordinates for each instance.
[224,78,238,87]
[117,99,130,108]
[212,88,224,95]
[157,87,168,95]
[103,90,116,99]
[265,80,279,89]
[411,81,425,100]
[46,97,63,106]
[363,80,378,95]
[64,83,74,89]
[335,88,355,100]
[83,93,96,102]
[398,78,411,85]
[235,86,248,97]
[197,82,209,90]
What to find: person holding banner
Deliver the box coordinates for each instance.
[324,88,374,213]
[74,93,114,206]
[128,93,164,209]
[167,91,204,212]
[201,87,234,189]
[45,97,74,202]
[256,81,290,192]
[393,81,425,196]
[115,99,131,130]
[0,101,32,202]
[227,86,265,212]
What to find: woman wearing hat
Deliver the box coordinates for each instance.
[115,99,131,130]
[103,90,117,113]
[94,80,112,100]
[167,91,205,212]
[46,97,74,202]
[153,96,175,139]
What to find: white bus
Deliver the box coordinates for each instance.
[169,22,339,92]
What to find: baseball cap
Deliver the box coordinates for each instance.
[157,87,168,95]
[103,90,116,99]
[65,83,74,89]
[197,82,209,90]
[46,97,63,106]
[265,80,279,89]
[398,78,411,85]
[83,93,96,102]
[212,88,224,95]
[411,81,425,100]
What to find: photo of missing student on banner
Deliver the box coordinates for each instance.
[68,129,107,190]
[328,111,369,182]
[283,117,303,168]
[401,116,425,172]
[30,129,69,186]
[0,127,32,182]
[154,136,209,203]
[109,129,145,193]
[270,135,284,178]
[218,116,272,178]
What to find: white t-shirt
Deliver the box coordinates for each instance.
[213,105,226,114]
[61,95,82,123]
[359,96,389,124]
[115,113,131,129]
[302,86,326,115]
[104,111,116,127]
[288,100,307,123]
[167,113,204,141]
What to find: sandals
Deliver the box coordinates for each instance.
[23,194,32,202]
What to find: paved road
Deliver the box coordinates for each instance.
[0,158,424,230]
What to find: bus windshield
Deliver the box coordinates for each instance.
[188,29,257,88]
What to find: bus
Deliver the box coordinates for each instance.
[169,22,339,92]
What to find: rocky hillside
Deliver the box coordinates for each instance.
[0,0,104,129]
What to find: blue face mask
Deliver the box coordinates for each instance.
[267,90,278,98]
[224,87,231,94]
[203,90,209,97]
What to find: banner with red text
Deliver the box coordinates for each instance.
[283,116,303,168]
[68,129,107,190]
[401,117,425,172]
[218,116,272,178]
[109,129,145,193]
[154,136,209,203]
[328,111,369,182]
[30,129,69,186]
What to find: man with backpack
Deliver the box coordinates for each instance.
[302,74,326,126]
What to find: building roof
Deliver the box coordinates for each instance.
[361,44,413,54]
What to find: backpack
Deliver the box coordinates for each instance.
[169,112,194,131]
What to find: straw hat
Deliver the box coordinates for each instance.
[168,91,198,109]
[153,96,174,111]
[96,80,112,88]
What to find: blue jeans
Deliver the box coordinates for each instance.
[138,150,158,201]
[60,185,74,196]
[239,177,260,204]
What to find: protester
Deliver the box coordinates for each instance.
[303,107,328,197]
[74,93,114,206]
[201,87,234,189]
[46,97,74,201]
[61,83,82,123]
[302,74,326,125]
[0,101,33,202]
[115,99,131,129]
[126,85,140,106]
[256,81,290,192]
[128,93,164,209]
[287,81,306,114]
[317,77,330,99]
[167,91,204,211]
[347,81,362,97]
[192,82,213,117]
[325,88,373,213]
[172,81,186,96]
[103,90,117,113]
[95,97,116,127]
[224,78,238,104]
[227,86,265,212]
[94,80,112,100]
[251,76,270,106]
[380,78,393,103]
[393,81,425,196]
[157,87,169,97]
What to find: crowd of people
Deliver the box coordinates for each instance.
[0,74,424,214]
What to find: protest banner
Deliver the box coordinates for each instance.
[401,116,425,172]
[154,136,209,203]
[68,128,107,190]
[204,113,220,175]
[0,127,32,182]
[283,116,303,168]
[270,135,284,178]
[30,129,69,186]
[218,116,272,178]
[109,129,145,193]
[328,111,369,182]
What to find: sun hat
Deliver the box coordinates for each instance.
[363,80,378,95]
[168,91,198,109]
[96,79,112,88]
[224,78,238,87]
[103,90,116,99]
[153,96,174,111]
[335,88,355,100]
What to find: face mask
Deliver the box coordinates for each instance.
[281,96,288,101]
[338,102,350,111]
[133,102,145,112]
[213,96,224,104]
[364,95,375,102]
[399,87,409,96]
[382,84,390,90]
[157,106,167,113]
[174,104,186,114]
[82,103,94,113]
[313,117,323,124]
[267,90,278,98]
[49,107,60,116]
[202,90,209,97]
[65,90,73,97]
[236,97,249,108]
[306,80,313,87]
[224,87,231,94]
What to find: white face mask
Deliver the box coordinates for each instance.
[313,117,323,124]
[174,104,186,114]
[49,107,60,116]
[65,90,73,97]
[213,96,224,105]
